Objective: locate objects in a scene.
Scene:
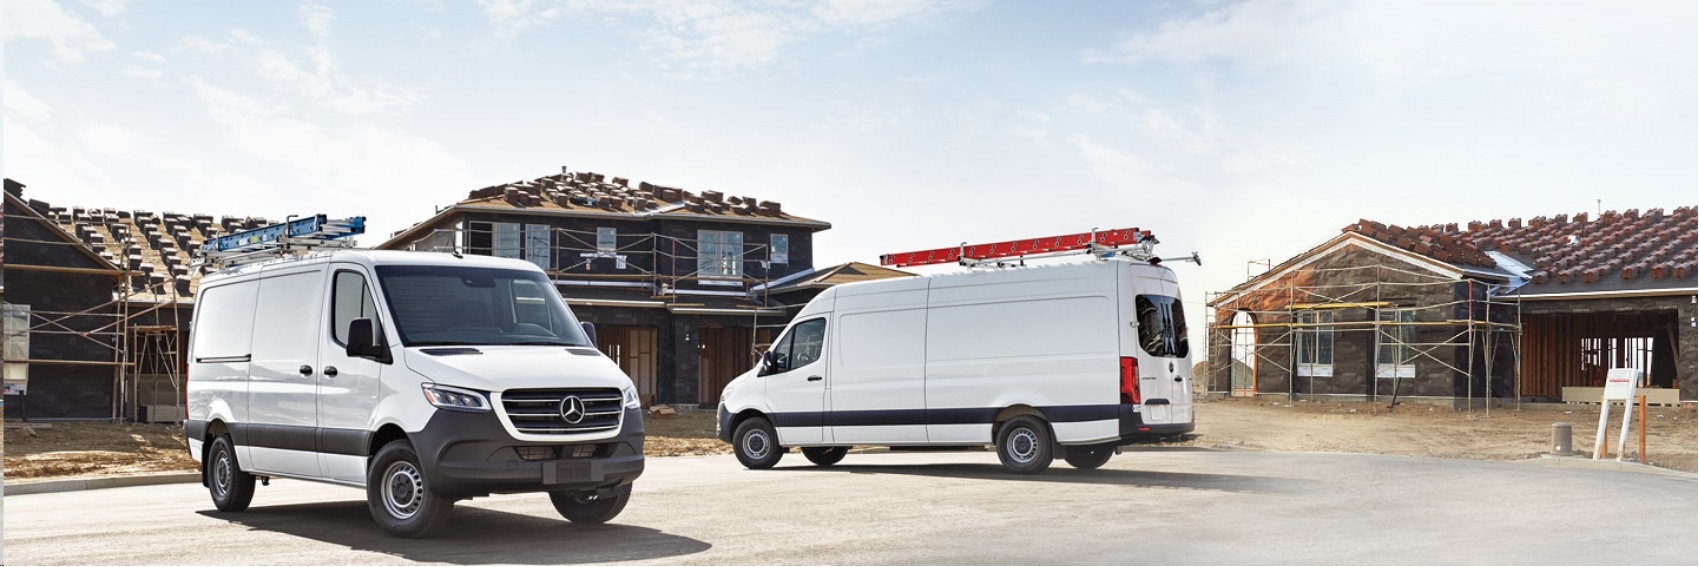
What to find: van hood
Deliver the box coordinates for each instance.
[402,346,633,393]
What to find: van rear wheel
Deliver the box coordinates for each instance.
[733,417,784,469]
[550,486,631,524]
[802,446,849,466]
[1063,444,1115,470]
[206,434,255,512]
[996,416,1054,474]
[367,439,454,538]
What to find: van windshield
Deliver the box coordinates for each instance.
[1135,294,1189,358]
[374,265,592,347]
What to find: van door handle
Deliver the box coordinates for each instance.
[807,375,823,382]
[298,365,313,376]
[323,366,338,378]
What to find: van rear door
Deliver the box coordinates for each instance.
[1129,285,1192,425]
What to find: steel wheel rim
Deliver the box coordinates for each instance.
[213,449,232,498]
[743,429,771,460]
[1008,428,1039,463]
[382,461,425,520]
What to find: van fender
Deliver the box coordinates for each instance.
[991,405,1065,453]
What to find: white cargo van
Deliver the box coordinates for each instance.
[185,250,644,537]
[716,256,1193,474]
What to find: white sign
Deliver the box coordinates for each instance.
[1594,368,1642,461]
[1602,368,1640,401]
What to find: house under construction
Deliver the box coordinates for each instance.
[379,168,912,407]
[1207,208,1697,406]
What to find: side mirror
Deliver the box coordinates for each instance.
[759,351,775,376]
[580,322,597,345]
[347,318,391,363]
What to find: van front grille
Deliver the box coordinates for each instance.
[500,388,624,435]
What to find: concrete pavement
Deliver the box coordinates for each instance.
[3,448,1694,565]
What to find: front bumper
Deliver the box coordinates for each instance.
[716,404,734,444]
[413,406,645,498]
[1117,404,1194,444]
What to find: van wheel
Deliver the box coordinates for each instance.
[996,416,1054,474]
[207,434,255,512]
[1063,444,1115,470]
[733,417,784,469]
[367,440,454,538]
[550,485,631,524]
[802,446,849,466]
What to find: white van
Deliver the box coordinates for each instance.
[185,250,644,537]
[716,256,1193,474]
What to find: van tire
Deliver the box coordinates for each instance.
[1063,444,1115,470]
[995,416,1054,474]
[733,417,784,469]
[206,434,255,512]
[367,440,454,538]
[550,486,631,524]
[802,446,849,466]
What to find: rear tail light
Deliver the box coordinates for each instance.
[1120,356,1141,404]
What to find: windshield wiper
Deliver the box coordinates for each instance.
[508,341,583,347]
[410,341,484,346]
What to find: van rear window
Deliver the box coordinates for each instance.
[1135,295,1189,358]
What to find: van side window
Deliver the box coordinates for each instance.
[788,318,826,368]
[332,271,380,345]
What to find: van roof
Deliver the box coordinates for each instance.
[201,249,540,284]
[833,256,1175,297]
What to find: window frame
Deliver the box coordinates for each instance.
[697,229,744,278]
[770,233,789,264]
[596,227,617,252]
[763,317,825,375]
[1294,311,1334,377]
[329,270,382,347]
[1376,309,1417,378]
[492,222,521,259]
[524,223,551,270]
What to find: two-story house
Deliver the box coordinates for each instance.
[379,169,910,407]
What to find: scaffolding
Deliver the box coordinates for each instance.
[4,210,193,422]
[1205,262,1523,415]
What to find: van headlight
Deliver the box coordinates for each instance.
[422,384,490,412]
[622,384,640,409]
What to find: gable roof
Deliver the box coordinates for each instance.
[3,187,125,273]
[382,169,831,248]
[756,261,916,294]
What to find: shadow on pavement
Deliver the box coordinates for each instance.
[199,500,710,565]
[798,460,1298,495]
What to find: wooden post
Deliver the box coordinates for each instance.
[1638,395,1647,465]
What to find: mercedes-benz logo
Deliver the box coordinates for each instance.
[559,396,587,424]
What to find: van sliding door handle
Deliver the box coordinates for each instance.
[807,375,823,382]
[323,366,339,378]
[298,365,313,376]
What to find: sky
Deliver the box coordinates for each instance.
[5,0,1696,358]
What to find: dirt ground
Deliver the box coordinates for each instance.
[1185,397,1698,472]
[5,399,1693,482]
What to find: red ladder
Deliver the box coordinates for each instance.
[879,227,1154,268]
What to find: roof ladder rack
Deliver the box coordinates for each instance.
[880,227,1172,268]
[195,214,366,269]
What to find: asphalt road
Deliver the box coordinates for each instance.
[4,449,1694,565]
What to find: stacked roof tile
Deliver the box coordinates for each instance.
[454,171,823,225]
[1433,207,1698,288]
[1342,219,1497,268]
[33,201,278,300]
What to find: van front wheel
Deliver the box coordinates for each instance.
[996,416,1054,474]
[206,434,255,512]
[1063,444,1115,470]
[733,417,784,469]
[367,440,454,538]
[802,446,849,466]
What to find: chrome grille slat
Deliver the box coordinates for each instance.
[499,388,623,435]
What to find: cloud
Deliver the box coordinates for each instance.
[120,64,163,80]
[131,50,165,64]
[3,80,55,122]
[180,34,233,54]
[80,0,130,17]
[3,0,116,65]
[183,77,472,221]
[195,5,425,115]
[478,0,985,72]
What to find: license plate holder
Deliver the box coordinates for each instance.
[544,460,604,485]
